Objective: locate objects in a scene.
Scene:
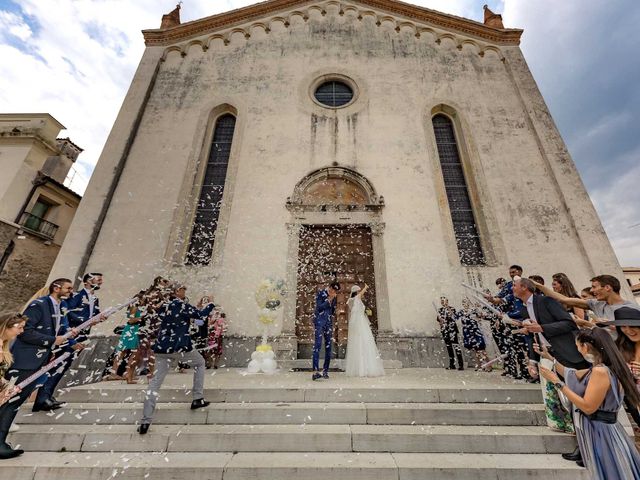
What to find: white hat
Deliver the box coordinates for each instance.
[350,285,361,293]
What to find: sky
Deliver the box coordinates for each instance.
[0,0,638,266]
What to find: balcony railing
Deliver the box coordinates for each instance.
[19,212,59,240]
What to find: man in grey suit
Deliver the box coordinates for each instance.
[0,278,77,459]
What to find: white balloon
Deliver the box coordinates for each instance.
[247,359,261,373]
[261,358,277,374]
[264,350,276,360]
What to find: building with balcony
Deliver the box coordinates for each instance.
[0,113,82,311]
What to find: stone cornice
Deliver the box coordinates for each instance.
[142,0,522,47]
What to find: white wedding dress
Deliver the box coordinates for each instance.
[345,296,385,377]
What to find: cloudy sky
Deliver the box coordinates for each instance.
[1,0,638,266]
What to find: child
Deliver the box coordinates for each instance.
[204,309,226,369]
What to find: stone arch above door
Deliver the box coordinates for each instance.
[287,167,384,211]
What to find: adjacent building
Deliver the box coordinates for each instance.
[0,114,82,311]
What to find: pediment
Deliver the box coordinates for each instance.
[143,0,522,48]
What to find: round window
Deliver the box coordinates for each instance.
[314,80,354,108]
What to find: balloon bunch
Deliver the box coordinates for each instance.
[247,278,286,374]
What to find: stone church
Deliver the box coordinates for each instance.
[50,0,624,366]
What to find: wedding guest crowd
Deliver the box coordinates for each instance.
[437,266,640,477]
[0,271,224,457]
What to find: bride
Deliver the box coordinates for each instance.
[345,284,385,377]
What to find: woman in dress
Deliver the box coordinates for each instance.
[0,313,26,407]
[458,298,490,371]
[345,284,385,377]
[538,327,640,478]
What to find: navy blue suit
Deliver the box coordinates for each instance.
[312,289,336,373]
[153,299,215,354]
[65,289,100,335]
[1,296,64,445]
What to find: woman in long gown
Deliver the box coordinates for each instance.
[345,284,385,377]
[538,327,640,479]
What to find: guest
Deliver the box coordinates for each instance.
[111,303,143,384]
[458,299,490,370]
[551,273,585,320]
[138,283,214,434]
[204,309,226,369]
[35,273,103,406]
[534,274,640,323]
[437,297,463,370]
[66,273,103,339]
[580,288,595,301]
[0,279,77,459]
[528,275,546,294]
[516,277,589,449]
[485,267,529,380]
[136,276,171,380]
[0,313,26,407]
[539,328,640,478]
[607,307,640,427]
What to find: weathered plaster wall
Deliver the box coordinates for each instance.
[50,3,625,339]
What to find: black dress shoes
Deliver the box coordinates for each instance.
[576,459,585,468]
[0,442,24,459]
[312,372,322,381]
[32,398,63,412]
[190,398,211,410]
[561,446,582,462]
[137,423,150,435]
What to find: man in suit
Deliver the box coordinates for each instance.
[33,273,102,409]
[0,278,77,459]
[311,282,340,381]
[66,273,103,339]
[138,283,214,435]
[514,277,589,370]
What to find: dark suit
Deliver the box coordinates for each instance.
[521,294,590,370]
[312,289,337,373]
[153,299,215,354]
[65,289,100,335]
[0,296,61,446]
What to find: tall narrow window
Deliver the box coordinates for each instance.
[186,113,236,265]
[432,114,484,265]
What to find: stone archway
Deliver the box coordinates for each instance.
[275,167,391,362]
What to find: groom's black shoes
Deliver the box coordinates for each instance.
[322,372,329,379]
[312,372,322,381]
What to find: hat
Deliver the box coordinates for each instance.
[598,306,640,327]
[350,285,361,294]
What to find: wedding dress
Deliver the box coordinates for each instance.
[345,296,385,377]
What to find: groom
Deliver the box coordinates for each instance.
[312,282,340,381]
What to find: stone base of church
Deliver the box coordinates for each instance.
[61,332,481,387]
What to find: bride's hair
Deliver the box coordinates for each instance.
[350,291,358,298]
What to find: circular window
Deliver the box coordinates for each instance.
[314,80,354,108]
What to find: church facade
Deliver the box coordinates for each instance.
[51,0,624,366]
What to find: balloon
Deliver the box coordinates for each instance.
[247,359,261,373]
[262,358,277,374]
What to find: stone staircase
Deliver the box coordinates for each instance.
[4,368,589,479]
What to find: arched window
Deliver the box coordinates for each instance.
[432,114,484,265]
[186,113,236,265]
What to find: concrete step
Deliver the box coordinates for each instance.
[0,452,589,480]
[16,402,546,426]
[8,424,576,454]
[278,359,404,370]
[56,385,542,404]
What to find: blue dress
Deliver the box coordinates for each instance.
[565,366,640,480]
[457,309,486,351]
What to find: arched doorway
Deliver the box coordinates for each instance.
[283,167,388,360]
